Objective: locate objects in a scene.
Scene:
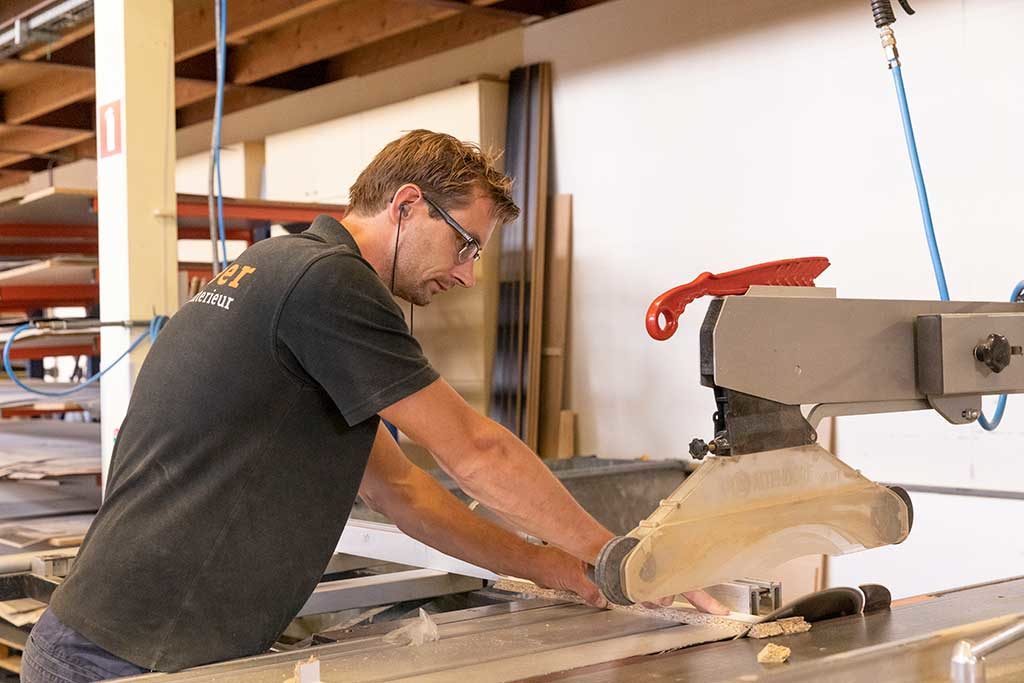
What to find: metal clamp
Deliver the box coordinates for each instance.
[951,617,1024,682]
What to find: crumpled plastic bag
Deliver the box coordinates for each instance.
[383,608,440,647]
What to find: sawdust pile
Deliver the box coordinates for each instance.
[757,642,791,664]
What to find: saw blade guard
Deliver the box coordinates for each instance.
[614,444,911,604]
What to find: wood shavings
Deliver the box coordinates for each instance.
[285,655,321,683]
[493,578,750,637]
[757,642,791,664]
[0,597,47,626]
[748,616,812,639]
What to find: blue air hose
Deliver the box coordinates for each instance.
[977,281,1024,431]
[208,0,229,273]
[891,65,950,302]
[214,0,228,268]
[887,33,1020,430]
[2,317,168,398]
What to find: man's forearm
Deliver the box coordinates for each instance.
[453,422,614,564]
[383,464,575,586]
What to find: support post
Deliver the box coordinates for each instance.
[94,0,178,488]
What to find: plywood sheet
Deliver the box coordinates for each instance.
[539,194,571,458]
[0,257,97,285]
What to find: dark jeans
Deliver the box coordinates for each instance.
[21,609,148,683]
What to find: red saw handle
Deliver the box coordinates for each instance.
[646,256,830,341]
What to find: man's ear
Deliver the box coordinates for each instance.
[389,184,423,223]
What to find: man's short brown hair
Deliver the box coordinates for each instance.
[348,129,520,225]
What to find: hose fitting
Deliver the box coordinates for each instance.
[880,26,900,68]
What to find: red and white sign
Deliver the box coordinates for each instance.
[98,100,122,158]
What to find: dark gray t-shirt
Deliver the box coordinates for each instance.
[50,216,438,671]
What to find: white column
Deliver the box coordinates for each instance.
[94,0,179,487]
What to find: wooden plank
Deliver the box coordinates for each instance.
[523,62,551,451]
[174,78,219,109]
[1,62,95,125]
[243,140,266,199]
[0,170,31,190]
[0,257,97,286]
[325,10,524,82]
[17,22,95,61]
[0,653,20,674]
[228,0,462,85]
[556,409,575,459]
[173,0,343,61]
[0,0,43,25]
[494,578,756,629]
[0,124,95,168]
[0,57,71,90]
[539,195,572,457]
[176,85,295,128]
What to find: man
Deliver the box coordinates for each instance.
[22,130,726,682]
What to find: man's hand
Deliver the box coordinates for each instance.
[530,547,607,609]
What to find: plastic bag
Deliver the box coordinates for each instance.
[383,608,439,647]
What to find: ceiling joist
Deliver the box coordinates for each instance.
[0,0,609,176]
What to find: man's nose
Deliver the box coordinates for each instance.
[453,259,476,288]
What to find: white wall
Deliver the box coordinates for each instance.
[175,143,246,198]
[523,0,1024,595]
[262,81,509,416]
[263,83,488,204]
[175,144,248,263]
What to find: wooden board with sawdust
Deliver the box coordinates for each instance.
[494,578,753,635]
[748,616,812,639]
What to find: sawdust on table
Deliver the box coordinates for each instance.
[757,642,791,664]
[493,579,750,636]
[747,616,812,639]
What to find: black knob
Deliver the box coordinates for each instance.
[689,438,709,460]
[975,334,1013,374]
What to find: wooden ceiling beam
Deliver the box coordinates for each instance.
[325,9,524,82]
[0,169,32,189]
[228,0,465,85]
[175,78,219,108]
[173,0,344,62]
[0,123,94,167]
[1,61,94,124]
[0,0,46,26]
[1,54,276,128]
[176,84,295,128]
[17,23,96,62]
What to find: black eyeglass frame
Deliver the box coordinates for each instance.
[421,195,482,264]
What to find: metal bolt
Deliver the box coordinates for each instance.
[962,409,980,421]
[688,438,709,460]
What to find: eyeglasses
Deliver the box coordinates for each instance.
[422,195,482,264]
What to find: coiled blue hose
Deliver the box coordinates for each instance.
[2,317,168,398]
[891,64,1020,430]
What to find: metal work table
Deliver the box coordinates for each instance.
[544,576,1024,682]
[118,576,1024,682]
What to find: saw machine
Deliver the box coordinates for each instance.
[114,257,1024,682]
[593,257,1024,606]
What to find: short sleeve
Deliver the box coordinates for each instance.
[276,252,439,425]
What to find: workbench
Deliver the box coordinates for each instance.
[117,576,1024,682]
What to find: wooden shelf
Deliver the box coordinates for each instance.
[0,188,346,263]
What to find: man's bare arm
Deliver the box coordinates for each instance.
[359,423,606,605]
[379,379,612,564]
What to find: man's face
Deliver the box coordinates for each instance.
[394,191,498,306]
